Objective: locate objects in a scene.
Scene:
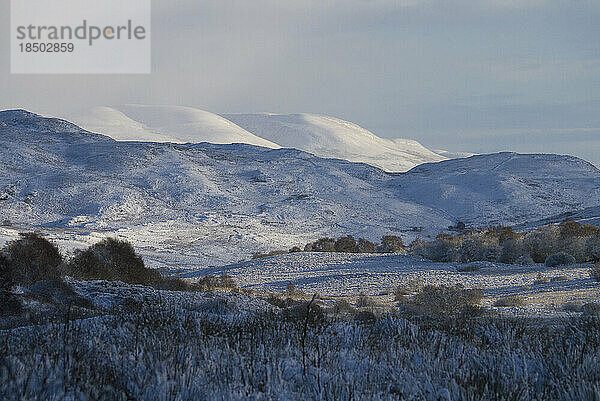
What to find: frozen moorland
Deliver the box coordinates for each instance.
[180,252,600,314]
[2,109,600,268]
[2,109,600,400]
[2,279,600,401]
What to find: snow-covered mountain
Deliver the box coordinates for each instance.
[1,110,599,267]
[391,152,600,227]
[223,113,447,172]
[70,105,281,148]
[71,106,446,172]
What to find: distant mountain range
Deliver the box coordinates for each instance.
[1,109,599,267]
[70,105,447,172]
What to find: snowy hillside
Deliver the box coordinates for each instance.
[70,105,281,148]
[392,152,600,227]
[223,113,447,172]
[1,110,599,267]
[0,109,449,267]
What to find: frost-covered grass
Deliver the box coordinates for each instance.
[180,253,600,315]
[1,281,599,401]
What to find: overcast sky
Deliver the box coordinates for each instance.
[1,0,599,165]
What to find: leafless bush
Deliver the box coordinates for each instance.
[193,274,239,291]
[494,296,526,307]
[356,293,379,308]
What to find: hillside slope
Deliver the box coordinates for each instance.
[223,113,446,172]
[71,105,281,148]
[1,110,599,267]
[392,152,600,227]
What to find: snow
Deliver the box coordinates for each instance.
[70,105,281,148]
[224,112,447,172]
[433,149,476,159]
[70,106,448,172]
[180,252,599,314]
[1,110,600,267]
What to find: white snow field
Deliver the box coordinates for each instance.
[1,109,600,268]
[70,105,281,148]
[223,113,447,172]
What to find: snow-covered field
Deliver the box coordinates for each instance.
[180,252,600,315]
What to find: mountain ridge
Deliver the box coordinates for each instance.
[1,110,599,267]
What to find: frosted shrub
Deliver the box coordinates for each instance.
[3,232,63,285]
[409,285,484,315]
[1,285,600,401]
[415,235,461,262]
[357,238,376,253]
[515,254,535,266]
[334,236,359,253]
[590,263,600,282]
[545,252,576,267]
[494,296,526,307]
[377,235,406,254]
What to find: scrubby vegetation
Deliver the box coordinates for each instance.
[265,235,403,256]
[494,296,526,307]
[0,234,196,318]
[591,262,600,282]
[397,284,485,316]
[193,274,239,291]
[2,232,63,285]
[67,238,159,284]
[410,219,600,264]
[261,219,599,266]
[66,237,193,290]
[1,281,598,401]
